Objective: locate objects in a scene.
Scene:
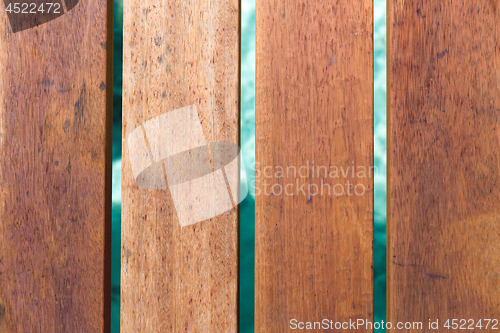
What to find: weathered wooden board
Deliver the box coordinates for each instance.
[255,0,374,332]
[388,0,500,330]
[0,0,113,331]
[121,0,240,332]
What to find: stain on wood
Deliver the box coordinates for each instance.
[0,0,113,331]
[388,0,500,329]
[121,0,240,331]
[0,303,5,325]
[255,1,374,332]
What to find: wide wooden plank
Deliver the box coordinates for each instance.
[121,0,240,332]
[0,0,113,331]
[255,1,374,332]
[388,0,500,329]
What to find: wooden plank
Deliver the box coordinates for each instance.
[255,1,374,331]
[0,0,113,331]
[121,0,240,332]
[388,0,500,329]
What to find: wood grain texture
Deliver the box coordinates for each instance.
[388,0,500,330]
[121,0,240,332]
[0,0,113,332]
[255,1,374,331]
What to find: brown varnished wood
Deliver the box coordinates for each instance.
[255,1,374,332]
[121,0,240,332]
[0,0,113,331]
[388,1,500,330]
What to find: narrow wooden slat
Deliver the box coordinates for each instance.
[0,0,113,331]
[255,1,374,331]
[388,0,500,329]
[121,0,240,332]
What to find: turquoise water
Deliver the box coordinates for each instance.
[373,0,387,330]
[111,0,122,330]
[111,0,387,331]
